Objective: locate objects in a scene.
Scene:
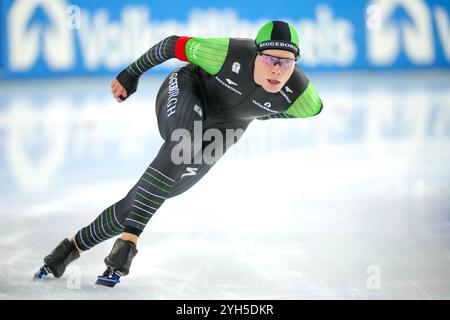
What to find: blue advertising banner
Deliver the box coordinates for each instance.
[0,0,449,78]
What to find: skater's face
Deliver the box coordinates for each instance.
[254,49,296,93]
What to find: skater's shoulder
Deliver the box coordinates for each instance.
[228,37,256,48]
[224,38,258,58]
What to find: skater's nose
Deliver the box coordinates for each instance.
[271,65,282,76]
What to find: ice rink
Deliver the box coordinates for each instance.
[0,71,449,299]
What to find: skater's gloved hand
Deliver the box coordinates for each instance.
[111,69,139,103]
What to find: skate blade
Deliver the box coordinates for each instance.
[95,275,120,287]
[34,266,51,280]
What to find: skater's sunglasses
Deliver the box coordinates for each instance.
[257,52,298,68]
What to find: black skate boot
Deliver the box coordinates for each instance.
[95,238,138,287]
[34,238,80,279]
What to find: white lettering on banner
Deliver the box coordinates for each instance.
[78,7,182,70]
[6,2,448,73]
[78,8,143,70]
[298,5,356,66]
[434,6,450,61]
[367,0,434,65]
[8,0,74,71]
[7,4,358,72]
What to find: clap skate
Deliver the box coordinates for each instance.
[95,238,138,288]
[34,238,80,279]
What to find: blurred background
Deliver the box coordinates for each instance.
[0,0,449,299]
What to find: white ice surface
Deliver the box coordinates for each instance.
[0,71,449,299]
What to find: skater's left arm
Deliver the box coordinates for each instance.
[113,36,229,102]
[113,35,180,102]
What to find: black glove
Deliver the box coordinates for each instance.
[116,68,139,101]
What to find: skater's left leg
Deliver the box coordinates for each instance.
[34,238,81,279]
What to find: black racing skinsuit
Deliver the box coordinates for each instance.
[75,36,323,248]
